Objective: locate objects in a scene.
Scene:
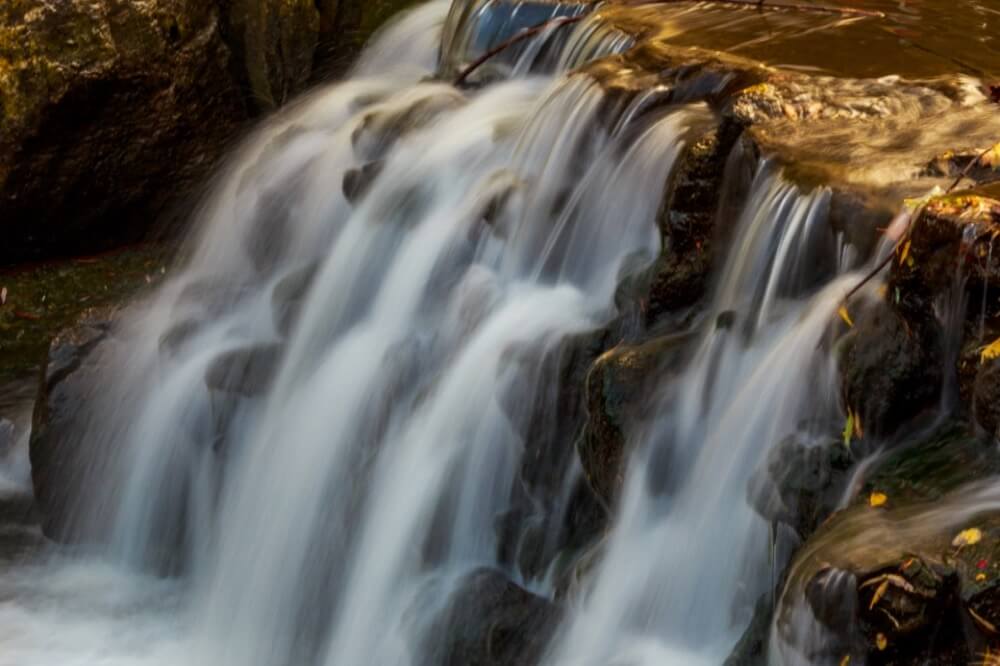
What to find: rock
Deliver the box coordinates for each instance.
[342,160,386,204]
[351,90,466,162]
[424,568,561,666]
[271,263,320,337]
[0,0,418,264]
[220,0,319,113]
[29,305,119,542]
[748,430,853,539]
[204,343,283,398]
[577,332,690,508]
[973,358,1000,439]
[840,298,943,437]
[775,423,1000,664]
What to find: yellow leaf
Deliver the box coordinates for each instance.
[977,572,988,582]
[981,338,1000,364]
[838,305,854,328]
[869,579,889,609]
[869,491,888,508]
[898,239,912,266]
[982,142,1000,169]
[876,633,888,651]
[953,527,984,548]
[840,656,850,666]
[843,410,855,451]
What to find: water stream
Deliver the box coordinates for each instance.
[0,2,991,665]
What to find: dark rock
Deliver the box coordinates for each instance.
[425,568,561,666]
[577,332,690,508]
[748,430,853,539]
[974,359,1000,439]
[342,161,386,204]
[204,344,283,398]
[725,595,773,666]
[271,263,320,337]
[776,423,1000,664]
[840,298,943,437]
[351,92,465,162]
[158,319,202,358]
[0,0,418,264]
[29,305,120,542]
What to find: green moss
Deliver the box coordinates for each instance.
[0,244,171,381]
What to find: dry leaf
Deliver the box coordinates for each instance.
[981,142,1000,169]
[869,491,888,508]
[953,527,984,548]
[981,338,1000,364]
[876,633,888,651]
[869,579,889,609]
[898,239,912,266]
[843,410,855,451]
[977,572,987,582]
[838,305,854,328]
[0,286,6,305]
[839,656,850,666]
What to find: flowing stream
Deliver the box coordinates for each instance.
[0,2,963,665]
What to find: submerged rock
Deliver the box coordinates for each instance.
[204,344,283,398]
[425,568,561,666]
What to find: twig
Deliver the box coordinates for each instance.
[454,15,585,86]
[623,0,885,19]
[946,144,996,194]
[842,143,997,305]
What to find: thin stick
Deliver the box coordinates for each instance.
[624,0,885,19]
[454,15,585,86]
[843,143,997,305]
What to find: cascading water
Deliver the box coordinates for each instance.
[0,2,951,666]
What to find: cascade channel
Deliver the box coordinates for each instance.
[4,2,1000,666]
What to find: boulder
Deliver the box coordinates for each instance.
[0,0,417,264]
[204,343,283,398]
[577,332,690,508]
[424,568,561,666]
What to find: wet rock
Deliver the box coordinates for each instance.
[725,595,773,666]
[158,319,202,359]
[577,332,689,508]
[426,568,561,666]
[351,91,466,162]
[840,298,943,437]
[29,306,120,542]
[973,358,1000,440]
[204,344,283,398]
[271,263,320,337]
[776,423,1000,664]
[748,430,853,540]
[342,161,386,204]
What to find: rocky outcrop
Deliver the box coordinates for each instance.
[0,0,416,264]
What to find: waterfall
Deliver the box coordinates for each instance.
[2,2,891,666]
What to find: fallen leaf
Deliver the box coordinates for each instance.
[869,579,889,609]
[982,143,1000,170]
[843,410,855,451]
[838,305,854,328]
[898,239,912,266]
[979,559,989,570]
[981,338,1000,364]
[953,527,984,548]
[839,656,850,666]
[0,286,6,305]
[13,310,40,321]
[977,572,987,582]
[876,633,888,651]
[869,491,888,508]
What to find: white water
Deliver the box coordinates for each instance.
[0,2,887,666]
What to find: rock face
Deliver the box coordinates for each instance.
[0,0,416,264]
